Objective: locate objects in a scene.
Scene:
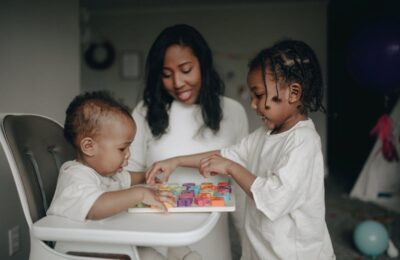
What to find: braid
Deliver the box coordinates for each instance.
[249,40,325,114]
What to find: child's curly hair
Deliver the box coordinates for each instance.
[248,39,325,115]
[64,91,133,149]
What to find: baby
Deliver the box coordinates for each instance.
[47,91,192,259]
[47,91,173,221]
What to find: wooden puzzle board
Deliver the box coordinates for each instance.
[128,182,236,213]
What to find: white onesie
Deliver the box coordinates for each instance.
[47,160,131,222]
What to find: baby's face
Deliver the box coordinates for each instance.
[91,115,136,176]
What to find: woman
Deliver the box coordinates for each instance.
[127,24,248,260]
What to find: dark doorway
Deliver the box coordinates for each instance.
[327,0,400,190]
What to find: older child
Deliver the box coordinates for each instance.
[146,40,336,259]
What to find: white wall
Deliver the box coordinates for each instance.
[0,1,80,258]
[82,1,328,159]
[0,0,80,124]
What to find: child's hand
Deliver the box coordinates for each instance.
[145,158,178,184]
[139,186,176,212]
[199,154,233,177]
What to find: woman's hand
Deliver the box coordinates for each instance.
[199,154,234,177]
[145,158,179,184]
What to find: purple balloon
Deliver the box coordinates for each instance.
[346,18,400,92]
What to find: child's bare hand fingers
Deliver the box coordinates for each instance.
[200,160,217,178]
[159,195,176,206]
[145,166,152,179]
[145,167,160,184]
[200,167,211,178]
[162,174,170,183]
[200,158,210,171]
[200,157,211,166]
[152,200,168,212]
[145,170,153,184]
[199,164,208,178]
[158,190,175,198]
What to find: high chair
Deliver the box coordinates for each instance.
[0,113,219,260]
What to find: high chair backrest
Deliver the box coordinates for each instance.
[0,114,75,225]
[0,114,137,259]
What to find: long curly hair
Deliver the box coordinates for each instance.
[144,24,224,138]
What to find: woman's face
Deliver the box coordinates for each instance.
[161,44,202,105]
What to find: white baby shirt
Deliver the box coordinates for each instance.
[47,160,131,222]
[221,119,335,260]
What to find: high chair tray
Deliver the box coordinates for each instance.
[33,212,220,246]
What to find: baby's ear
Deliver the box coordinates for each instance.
[80,137,96,156]
[288,83,302,103]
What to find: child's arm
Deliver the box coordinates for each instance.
[87,186,174,220]
[145,150,220,184]
[199,154,257,198]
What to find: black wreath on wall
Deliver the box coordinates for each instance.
[84,41,116,70]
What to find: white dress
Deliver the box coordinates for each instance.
[127,97,248,260]
[47,160,131,222]
[221,119,335,260]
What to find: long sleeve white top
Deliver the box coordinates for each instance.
[221,119,335,260]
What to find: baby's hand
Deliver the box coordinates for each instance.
[141,186,175,212]
[145,158,178,184]
[199,154,233,177]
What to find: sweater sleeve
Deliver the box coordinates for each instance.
[221,127,265,168]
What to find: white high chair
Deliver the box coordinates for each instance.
[0,113,219,260]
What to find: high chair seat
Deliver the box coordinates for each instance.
[0,113,219,260]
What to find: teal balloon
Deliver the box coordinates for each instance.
[353,220,389,257]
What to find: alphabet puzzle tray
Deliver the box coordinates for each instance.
[128,182,235,213]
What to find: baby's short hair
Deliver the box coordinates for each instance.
[64,91,133,149]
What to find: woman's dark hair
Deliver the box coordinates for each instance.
[144,24,224,138]
[248,39,325,114]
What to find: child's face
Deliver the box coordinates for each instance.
[90,116,136,176]
[247,67,301,134]
[161,44,202,105]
